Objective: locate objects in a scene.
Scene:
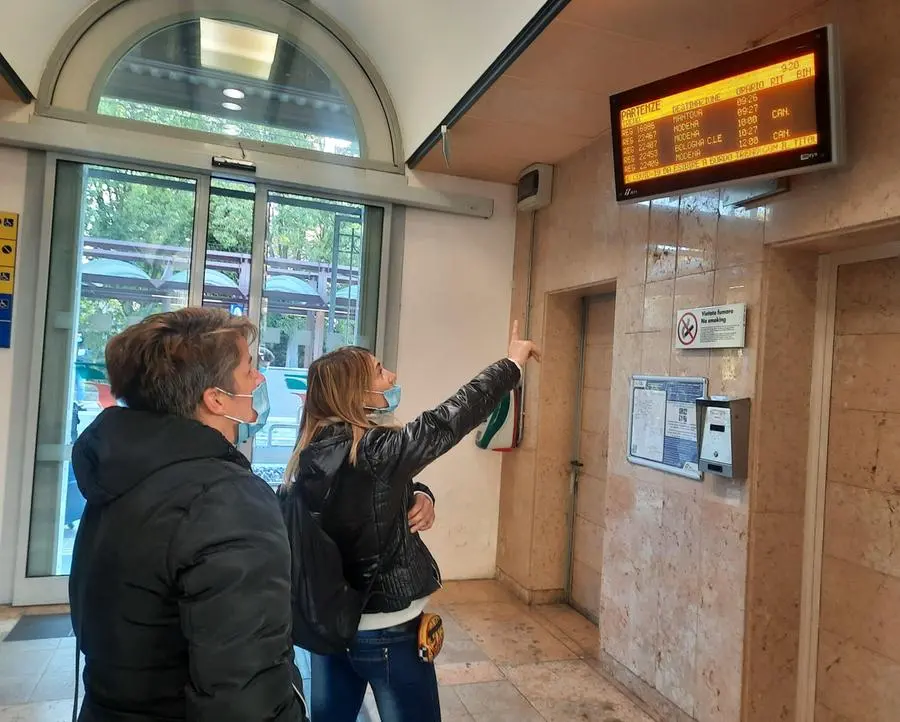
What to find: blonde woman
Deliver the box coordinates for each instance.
[282,323,539,721]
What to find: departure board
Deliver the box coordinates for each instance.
[610,27,843,203]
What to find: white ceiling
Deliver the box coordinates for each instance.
[1,0,547,159]
[2,0,94,96]
[319,0,548,160]
[415,0,828,182]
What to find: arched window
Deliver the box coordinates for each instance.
[38,0,402,169]
[98,19,361,157]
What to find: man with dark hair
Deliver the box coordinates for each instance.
[70,308,306,722]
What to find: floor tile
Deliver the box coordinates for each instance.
[0,650,53,678]
[532,604,600,659]
[0,640,61,653]
[0,582,657,722]
[29,670,75,704]
[453,681,544,721]
[504,660,655,722]
[437,661,505,686]
[439,687,476,721]
[435,612,490,665]
[0,678,40,707]
[447,602,577,666]
[43,650,77,676]
[0,700,75,722]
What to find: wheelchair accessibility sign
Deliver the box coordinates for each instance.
[0,213,18,241]
[0,269,13,295]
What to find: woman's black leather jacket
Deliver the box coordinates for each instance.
[292,358,521,612]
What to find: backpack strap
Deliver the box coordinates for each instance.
[309,474,393,609]
[297,428,399,610]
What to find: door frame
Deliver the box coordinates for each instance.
[11,152,393,606]
[795,240,900,720]
[563,295,588,610]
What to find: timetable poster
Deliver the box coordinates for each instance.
[627,376,708,481]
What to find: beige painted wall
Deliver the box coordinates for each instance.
[398,171,517,580]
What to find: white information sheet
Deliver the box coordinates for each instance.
[630,387,666,462]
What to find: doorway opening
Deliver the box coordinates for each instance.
[565,293,615,624]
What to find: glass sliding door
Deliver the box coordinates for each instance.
[250,191,382,484]
[23,162,198,583]
[17,162,385,603]
[201,179,256,312]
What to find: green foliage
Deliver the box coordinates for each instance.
[207,182,254,259]
[76,147,366,368]
[267,202,362,266]
[97,97,360,157]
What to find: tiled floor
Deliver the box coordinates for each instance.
[0,581,655,722]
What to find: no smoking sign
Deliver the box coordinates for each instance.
[675,304,747,350]
[677,312,698,346]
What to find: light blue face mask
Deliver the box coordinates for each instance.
[367,384,402,415]
[218,380,271,446]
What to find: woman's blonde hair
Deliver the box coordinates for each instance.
[283,346,376,488]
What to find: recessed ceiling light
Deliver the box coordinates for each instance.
[200,18,278,80]
[223,88,245,100]
[222,102,242,111]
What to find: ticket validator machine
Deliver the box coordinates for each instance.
[696,397,751,480]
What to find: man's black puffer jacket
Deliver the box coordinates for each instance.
[293,359,520,613]
[69,407,305,722]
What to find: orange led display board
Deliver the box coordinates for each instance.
[610,27,843,203]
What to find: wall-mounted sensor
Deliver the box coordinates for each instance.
[211,156,257,173]
[516,163,553,211]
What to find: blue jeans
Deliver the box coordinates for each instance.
[310,618,440,722]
